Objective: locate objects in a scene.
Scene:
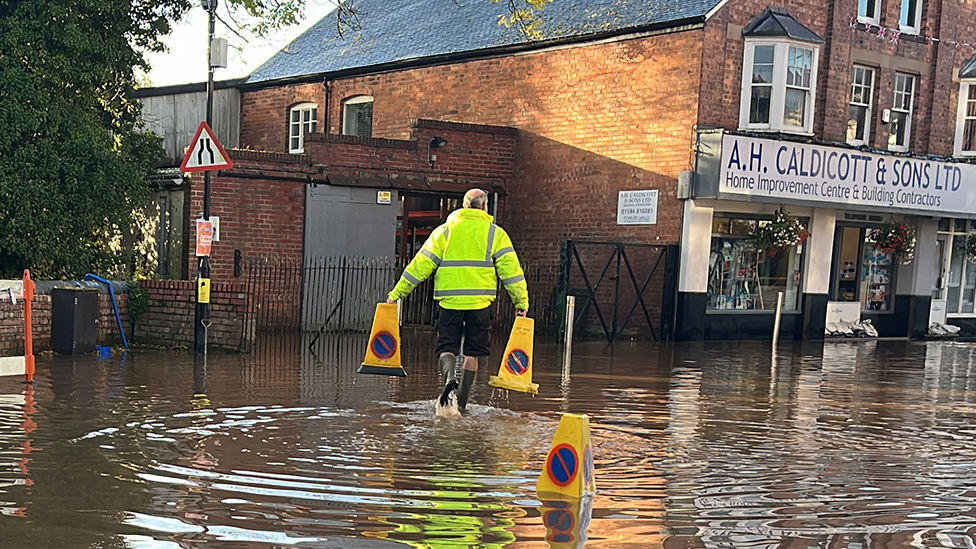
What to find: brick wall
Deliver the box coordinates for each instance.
[307,119,517,187]
[188,151,313,281]
[240,82,322,152]
[135,280,253,351]
[699,0,975,156]
[239,31,704,264]
[0,294,130,355]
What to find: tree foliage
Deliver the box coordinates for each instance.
[0,0,548,279]
[0,0,193,278]
[225,0,551,40]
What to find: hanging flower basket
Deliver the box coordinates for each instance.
[869,220,916,264]
[752,208,810,258]
[966,232,976,263]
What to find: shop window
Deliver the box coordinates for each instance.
[936,219,976,315]
[288,102,317,153]
[858,0,880,25]
[740,41,820,134]
[955,82,976,157]
[900,0,923,34]
[707,215,804,312]
[848,65,875,146]
[833,226,894,311]
[342,96,373,138]
[888,73,915,152]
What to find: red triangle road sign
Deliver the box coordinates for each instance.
[180,121,234,172]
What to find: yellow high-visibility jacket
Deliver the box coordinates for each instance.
[388,208,529,311]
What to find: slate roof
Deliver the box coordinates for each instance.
[245,0,724,85]
[742,7,824,43]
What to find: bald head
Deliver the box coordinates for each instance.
[463,188,488,211]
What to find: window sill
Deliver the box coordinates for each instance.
[738,127,815,137]
[706,309,800,314]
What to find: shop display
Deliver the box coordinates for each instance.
[708,238,802,311]
[708,239,763,310]
[861,244,893,311]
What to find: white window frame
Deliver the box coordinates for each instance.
[938,219,976,316]
[900,0,923,35]
[954,81,976,157]
[858,0,880,25]
[342,95,374,137]
[288,102,317,154]
[739,39,820,135]
[848,65,875,146]
[887,73,915,152]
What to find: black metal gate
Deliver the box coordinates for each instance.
[562,241,678,342]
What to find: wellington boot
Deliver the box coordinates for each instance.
[439,354,457,385]
[457,369,477,410]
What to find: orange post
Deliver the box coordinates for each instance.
[23,270,34,384]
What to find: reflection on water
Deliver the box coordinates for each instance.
[4,337,976,547]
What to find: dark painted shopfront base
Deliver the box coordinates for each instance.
[676,292,931,341]
[947,317,976,337]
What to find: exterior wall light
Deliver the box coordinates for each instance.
[428,136,448,168]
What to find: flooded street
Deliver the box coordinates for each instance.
[3,335,976,548]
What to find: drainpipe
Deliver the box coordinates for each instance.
[323,79,331,134]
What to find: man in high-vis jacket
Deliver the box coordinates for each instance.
[387,188,529,409]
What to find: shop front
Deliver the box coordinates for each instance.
[678,131,976,341]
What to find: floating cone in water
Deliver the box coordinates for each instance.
[537,413,596,499]
[358,303,406,377]
[489,316,538,394]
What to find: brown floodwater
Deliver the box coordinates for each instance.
[2,334,976,548]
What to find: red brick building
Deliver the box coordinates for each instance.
[168,0,976,340]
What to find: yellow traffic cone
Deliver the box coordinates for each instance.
[537,413,596,499]
[488,316,539,394]
[358,303,407,377]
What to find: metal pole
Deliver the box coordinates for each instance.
[194,0,217,354]
[563,296,575,368]
[561,296,576,408]
[771,291,784,346]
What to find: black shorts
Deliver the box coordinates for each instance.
[435,305,492,357]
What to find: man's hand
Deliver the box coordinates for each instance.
[386,298,396,304]
[516,309,528,317]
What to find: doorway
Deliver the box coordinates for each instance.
[830,225,895,312]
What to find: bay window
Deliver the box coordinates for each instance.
[955,82,976,157]
[740,40,820,134]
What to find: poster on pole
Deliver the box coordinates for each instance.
[196,219,214,257]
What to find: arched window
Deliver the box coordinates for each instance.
[289,102,318,153]
[342,96,373,137]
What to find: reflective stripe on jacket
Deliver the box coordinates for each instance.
[388,208,529,311]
